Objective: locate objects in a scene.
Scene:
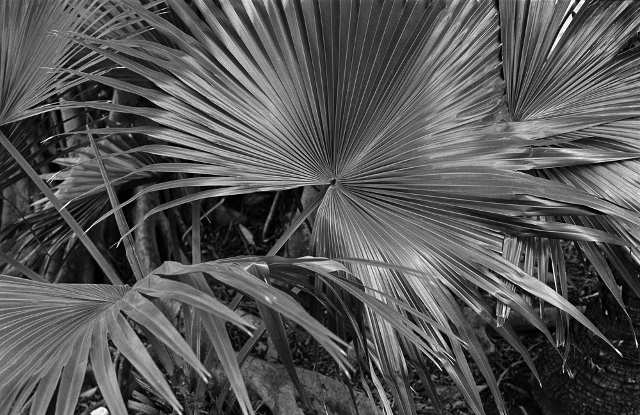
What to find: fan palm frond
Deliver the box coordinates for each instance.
[0,0,110,126]
[0,275,222,415]
[0,0,182,193]
[501,0,640,123]
[61,0,640,413]
[0,257,349,415]
[0,0,105,200]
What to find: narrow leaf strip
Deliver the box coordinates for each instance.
[55,329,93,415]
[88,132,145,281]
[120,291,209,380]
[199,312,255,415]
[106,308,182,413]
[133,274,253,330]
[90,318,127,415]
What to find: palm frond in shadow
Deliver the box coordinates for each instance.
[0,0,153,285]
[0,136,163,275]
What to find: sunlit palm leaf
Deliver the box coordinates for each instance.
[501,0,640,122]
[69,0,640,414]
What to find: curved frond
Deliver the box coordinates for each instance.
[149,260,350,369]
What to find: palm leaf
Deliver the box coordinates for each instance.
[62,0,640,413]
[0,274,224,415]
[0,0,182,194]
[0,114,88,192]
[501,0,640,122]
[498,0,640,346]
[0,0,109,216]
[0,255,351,415]
[63,0,640,413]
[0,0,112,126]
[0,0,188,283]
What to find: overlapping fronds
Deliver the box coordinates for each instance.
[0,0,162,285]
[0,115,82,192]
[45,136,161,207]
[0,137,162,273]
[0,0,105,207]
[497,0,640,345]
[0,275,220,415]
[55,1,640,413]
[0,0,182,195]
[0,257,350,415]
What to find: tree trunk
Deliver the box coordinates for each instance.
[533,288,640,415]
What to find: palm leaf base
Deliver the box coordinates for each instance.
[533,289,640,415]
